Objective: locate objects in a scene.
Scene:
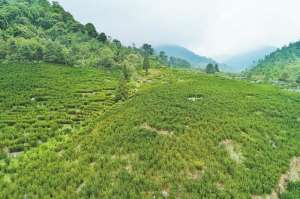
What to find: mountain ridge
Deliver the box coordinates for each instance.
[248,42,300,81]
[221,46,277,73]
[155,44,217,68]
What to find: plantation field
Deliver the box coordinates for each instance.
[1,69,300,198]
[0,63,120,156]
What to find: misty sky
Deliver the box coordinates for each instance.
[55,0,300,60]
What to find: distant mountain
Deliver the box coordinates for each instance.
[221,46,277,73]
[155,45,217,68]
[248,42,300,82]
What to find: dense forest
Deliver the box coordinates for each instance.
[0,0,192,70]
[248,41,300,82]
[0,0,170,71]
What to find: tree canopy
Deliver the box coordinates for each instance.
[0,0,162,70]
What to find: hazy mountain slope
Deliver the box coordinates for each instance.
[155,45,217,68]
[222,46,277,73]
[248,42,300,81]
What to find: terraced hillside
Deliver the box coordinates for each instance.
[1,67,299,198]
[0,63,121,156]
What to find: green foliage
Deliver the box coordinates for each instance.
[205,63,220,74]
[169,56,191,68]
[278,72,289,82]
[141,43,154,56]
[84,23,98,38]
[121,54,140,80]
[296,75,300,84]
[97,32,107,43]
[206,63,215,73]
[0,63,119,155]
[215,64,220,72]
[97,47,115,68]
[248,42,300,81]
[143,56,150,74]
[158,51,168,65]
[0,68,300,198]
[155,45,217,67]
[280,182,300,199]
[115,79,129,101]
[0,0,163,70]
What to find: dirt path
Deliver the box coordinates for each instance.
[252,157,300,199]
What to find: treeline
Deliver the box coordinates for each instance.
[205,63,220,74]
[248,41,300,82]
[0,0,164,71]
[157,51,191,68]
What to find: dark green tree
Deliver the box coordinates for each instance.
[84,23,98,38]
[206,63,216,74]
[97,32,107,43]
[296,75,300,84]
[141,43,154,56]
[112,39,122,48]
[0,11,8,30]
[143,56,150,74]
[159,51,168,65]
[214,64,220,72]
[52,1,64,13]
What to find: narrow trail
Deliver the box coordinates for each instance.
[252,157,300,199]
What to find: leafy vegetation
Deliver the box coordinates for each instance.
[1,0,300,198]
[0,63,120,156]
[1,68,300,198]
[281,182,300,199]
[206,63,220,74]
[168,56,191,68]
[248,41,300,82]
[0,0,162,70]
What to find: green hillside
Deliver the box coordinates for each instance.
[248,42,300,82]
[0,0,162,69]
[0,63,120,154]
[155,45,217,68]
[1,0,300,198]
[222,46,276,73]
[1,64,300,198]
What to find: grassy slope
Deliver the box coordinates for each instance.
[248,43,300,81]
[1,68,300,198]
[0,63,120,154]
[250,58,300,81]
[281,181,300,199]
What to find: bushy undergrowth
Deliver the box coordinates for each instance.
[281,182,300,199]
[1,68,299,198]
[0,63,119,157]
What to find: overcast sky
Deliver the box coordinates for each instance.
[55,0,300,60]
